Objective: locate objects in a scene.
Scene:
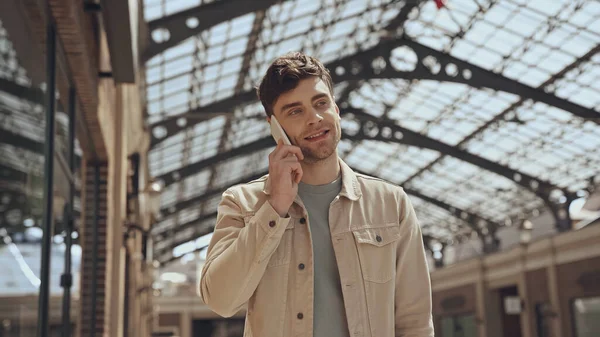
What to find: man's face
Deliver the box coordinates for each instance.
[270,77,341,163]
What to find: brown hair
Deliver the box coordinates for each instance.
[256,52,334,117]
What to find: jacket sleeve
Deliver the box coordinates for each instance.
[198,187,292,317]
[395,188,435,337]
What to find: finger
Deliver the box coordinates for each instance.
[275,140,284,152]
[294,166,303,184]
[272,157,300,174]
[280,155,300,164]
[273,145,304,161]
[277,160,300,173]
[289,162,302,175]
[270,154,297,174]
[269,141,285,160]
[272,153,299,168]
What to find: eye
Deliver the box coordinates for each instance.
[289,108,302,115]
[316,100,328,107]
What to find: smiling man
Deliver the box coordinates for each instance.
[199,52,434,337]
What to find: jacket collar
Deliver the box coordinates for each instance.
[262,157,362,201]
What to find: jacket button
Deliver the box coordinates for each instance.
[376,235,382,242]
[297,313,304,319]
[299,217,306,224]
[269,221,276,227]
[298,263,305,270]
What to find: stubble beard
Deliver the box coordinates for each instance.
[299,131,340,165]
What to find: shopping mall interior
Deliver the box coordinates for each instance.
[0,0,599,336]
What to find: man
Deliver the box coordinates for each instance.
[199,52,434,337]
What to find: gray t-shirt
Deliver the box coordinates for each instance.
[298,176,349,337]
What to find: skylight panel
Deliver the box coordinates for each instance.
[292,0,321,18]
[525,0,563,17]
[143,0,202,21]
[152,217,175,235]
[163,39,196,61]
[162,55,195,78]
[377,148,440,183]
[283,15,314,39]
[178,207,202,225]
[211,151,269,187]
[182,170,212,199]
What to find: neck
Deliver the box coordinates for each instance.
[300,153,340,185]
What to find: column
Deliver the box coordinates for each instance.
[77,161,109,337]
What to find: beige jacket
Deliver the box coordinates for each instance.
[199,159,434,337]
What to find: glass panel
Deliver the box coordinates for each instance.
[52,53,83,337]
[440,313,477,337]
[192,318,245,337]
[535,302,552,337]
[0,16,44,337]
[573,297,600,337]
[49,87,76,337]
[0,14,82,337]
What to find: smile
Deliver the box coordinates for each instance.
[305,130,329,141]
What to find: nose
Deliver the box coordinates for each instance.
[307,108,324,125]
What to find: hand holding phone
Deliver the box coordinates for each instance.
[267,116,303,217]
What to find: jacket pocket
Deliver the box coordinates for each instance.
[352,225,401,283]
[267,224,294,268]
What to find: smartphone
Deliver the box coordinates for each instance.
[270,116,292,145]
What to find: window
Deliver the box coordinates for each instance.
[440,313,477,337]
[535,302,552,337]
[573,297,600,337]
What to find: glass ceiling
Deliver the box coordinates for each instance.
[143,0,600,264]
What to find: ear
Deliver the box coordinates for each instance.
[334,103,340,115]
[266,115,271,123]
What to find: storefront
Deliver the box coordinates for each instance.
[0,1,152,336]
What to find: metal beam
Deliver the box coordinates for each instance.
[344,108,560,200]
[38,24,57,337]
[154,210,216,262]
[352,167,502,233]
[0,189,42,225]
[155,136,272,186]
[151,91,255,148]
[352,166,501,253]
[158,172,267,218]
[0,77,45,103]
[149,37,598,148]
[403,187,499,253]
[327,35,599,124]
[99,0,136,82]
[143,0,282,62]
[2,129,44,154]
[199,10,269,216]
[0,163,41,183]
[345,110,573,235]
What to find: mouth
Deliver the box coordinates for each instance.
[304,129,330,142]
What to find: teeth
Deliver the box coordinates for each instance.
[307,131,325,139]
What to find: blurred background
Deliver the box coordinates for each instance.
[0,0,599,336]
